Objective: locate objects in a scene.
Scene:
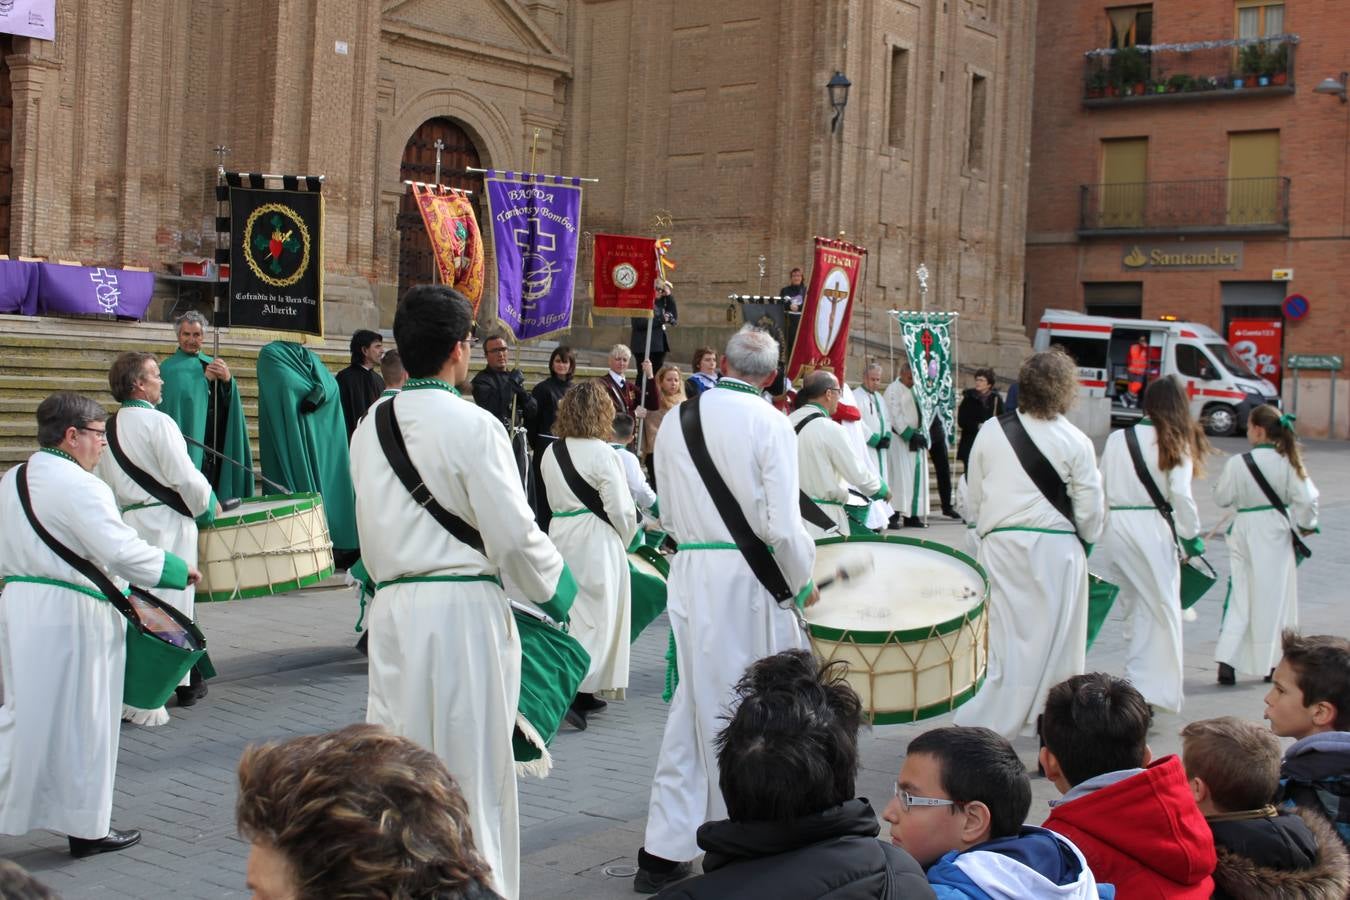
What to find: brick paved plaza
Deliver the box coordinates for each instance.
[1,436,1345,898]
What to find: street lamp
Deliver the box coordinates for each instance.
[1313,72,1348,103]
[828,71,852,133]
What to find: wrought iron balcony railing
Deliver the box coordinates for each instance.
[1083,36,1297,106]
[1079,177,1291,235]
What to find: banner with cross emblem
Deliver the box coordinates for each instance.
[786,237,867,382]
[894,311,957,446]
[484,170,584,341]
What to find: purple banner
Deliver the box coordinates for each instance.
[37,263,154,319]
[0,259,39,315]
[484,173,583,341]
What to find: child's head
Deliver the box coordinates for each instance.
[611,413,635,444]
[1180,716,1281,816]
[881,726,1030,868]
[1038,673,1152,792]
[1265,630,1350,739]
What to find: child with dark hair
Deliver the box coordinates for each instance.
[882,725,1107,898]
[1040,673,1216,898]
[1181,716,1349,899]
[1267,630,1350,847]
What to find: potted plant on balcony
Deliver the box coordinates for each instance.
[1265,42,1289,86]
[1239,43,1264,87]
[1167,74,1194,93]
[1111,47,1149,96]
[1086,67,1109,99]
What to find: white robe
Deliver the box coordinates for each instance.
[788,403,884,538]
[1095,424,1202,713]
[855,386,896,528]
[0,450,173,839]
[884,379,930,519]
[1213,445,1318,677]
[350,384,571,900]
[542,437,638,696]
[953,412,1105,739]
[644,379,815,863]
[611,442,659,528]
[95,402,214,709]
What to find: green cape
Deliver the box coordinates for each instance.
[255,341,359,552]
[159,348,255,501]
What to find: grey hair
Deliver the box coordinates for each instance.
[609,344,632,360]
[176,310,208,332]
[865,362,884,377]
[900,362,913,375]
[723,325,779,380]
[795,370,838,409]
[36,392,106,447]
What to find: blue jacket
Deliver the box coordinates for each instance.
[926,827,1113,899]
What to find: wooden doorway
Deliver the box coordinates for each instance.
[397,118,483,303]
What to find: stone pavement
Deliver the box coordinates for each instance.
[0,436,1346,898]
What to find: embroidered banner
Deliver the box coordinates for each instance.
[228,184,325,337]
[895,311,957,445]
[411,184,485,313]
[0,1,55,41]
[592,233,658,316]
[484,171,583,341]
[785,237,867,382]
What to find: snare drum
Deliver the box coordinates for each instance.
[805,535,989,724]
[197,493,334,601]
[628,546,669,642]
[123,588,208,709]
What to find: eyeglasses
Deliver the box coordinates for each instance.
[77,426,108,441]
[893,782,956,812]
[486,345,509,354]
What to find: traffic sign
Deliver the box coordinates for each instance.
[1282,294,1309,320]
[1286,354,1342,371]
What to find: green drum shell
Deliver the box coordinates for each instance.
[629,546,669,643]
[197,492,335,602]
[806,535,990,725]
[123,595,208,709]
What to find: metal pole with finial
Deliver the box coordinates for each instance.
[211,143,230,491]
[528,127,542,175]
[431,139,445,285]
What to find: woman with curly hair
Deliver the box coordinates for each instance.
[236,723,499,899]
[542,380,639,728]
[1096,375,1211,712]
[953,349,1105,739]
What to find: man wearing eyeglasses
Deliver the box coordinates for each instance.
[788,371,890,538]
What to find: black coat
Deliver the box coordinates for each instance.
[527,375,571,447]
[471,367,535,428]
[657,799,934,900]
[956,388,1003,464]
[1210,806,1350,900]
[335,364,384,439]
[631,293,678,355]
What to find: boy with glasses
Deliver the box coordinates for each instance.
[882,725,1108,898]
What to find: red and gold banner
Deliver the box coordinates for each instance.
[592,233,659,316]
[411,183,485,313]
[786,237,867,381]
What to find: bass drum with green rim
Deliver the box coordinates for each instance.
[197,493,335,602]
[805,535,989,724]
[628,545,669,643]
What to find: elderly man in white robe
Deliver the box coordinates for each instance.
[0,392,199,858]
[884,364,931,528]
[788,371,890,538]
[953,350,1104,740]
[350,285,576,900]
[856,363,897,530]
[635,326,819,894]
[96,352,221,726]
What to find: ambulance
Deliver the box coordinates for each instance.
[1034,309,1280,436]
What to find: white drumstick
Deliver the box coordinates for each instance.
[817,554,875,592]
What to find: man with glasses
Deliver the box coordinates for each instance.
[0,392,200,858]
[788,371,890,538]
[470,333,535,494]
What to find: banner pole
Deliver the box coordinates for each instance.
[635,285,656,457]
[431,140,444,285]
[211,146,229,490]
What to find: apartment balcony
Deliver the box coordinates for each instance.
[1082,36,1297,107]
[1078,177,1291,236]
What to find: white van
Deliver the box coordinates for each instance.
[1034,309,1280,436]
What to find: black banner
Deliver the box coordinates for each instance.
[228,187,324,336]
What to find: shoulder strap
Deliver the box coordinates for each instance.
[106,412,194,518]
[1242,452,1288,514]
[793,411,825,434]
[15,463,137,622]
[551,439,615,531]
[790,412,844,531]
[998,412,1077,530]
[1125,426,1178,548]
[679,394,795,602]
[374,397,486,555]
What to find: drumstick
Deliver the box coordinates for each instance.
[817,555,875,592]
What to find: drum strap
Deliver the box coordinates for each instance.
[549,439,615,531]
[791,412,846,532]
[106,413,194,518]
[679,394,795,603]
[374,397,486,555]
[997,411,1077,533]
[1242,452,1312,561]
[1124,426,1180,554]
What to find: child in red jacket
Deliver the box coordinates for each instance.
[1039,672,1216,898]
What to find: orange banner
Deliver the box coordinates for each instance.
[411,184,485,312]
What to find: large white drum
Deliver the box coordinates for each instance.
[805,535,989,724]
[197,493,334,602]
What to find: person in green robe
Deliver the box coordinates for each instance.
[255,340,359,564]
[159,311,255,502]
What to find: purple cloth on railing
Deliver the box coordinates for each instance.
[0,259,40,315]
[36,263,154,319]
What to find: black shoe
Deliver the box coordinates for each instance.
[573,692,608,713]
[564,707,588,731]
[887,513,901,530]
[69,828,141,858]
[942,507,962,520]
[355,631,369,657]
[903,516,927,529]
[1218,663,1236,686]
[634,849,693,894]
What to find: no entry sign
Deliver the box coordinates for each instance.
[1282,294,1309,321]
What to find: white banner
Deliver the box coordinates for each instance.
[0,1,56,42]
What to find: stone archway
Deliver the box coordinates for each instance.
[396,118,483,301]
